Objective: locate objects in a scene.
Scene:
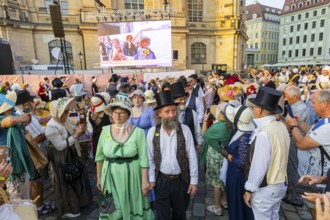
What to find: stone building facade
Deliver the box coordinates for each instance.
[278,0,330,65]
[245,0,281,67]
[0,0,248,73]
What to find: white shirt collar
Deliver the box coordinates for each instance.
[253,115,276,130]
[249,115,276,144]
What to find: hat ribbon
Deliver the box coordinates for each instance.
[90,102,103,113]
[0,95,15,107]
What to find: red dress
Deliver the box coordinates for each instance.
[38,85,49,102]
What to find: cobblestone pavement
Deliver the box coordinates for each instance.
[39,159,313,220]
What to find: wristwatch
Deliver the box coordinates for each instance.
[290,125,298,132]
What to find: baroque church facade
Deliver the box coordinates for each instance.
[0,0,247,73]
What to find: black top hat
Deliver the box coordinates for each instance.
[162,82,171,91]
[16,90,36,105]
[52,77,63,88]
[188,74,198,80]
[179,78,188,88]
[170,82,187,99]
[154,90,178,111]
[248,86,282,114]
[110,74,120,83]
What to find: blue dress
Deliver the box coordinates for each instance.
[226,132,254,220]
[128,107,155,136]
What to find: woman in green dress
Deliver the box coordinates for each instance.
[95,99,154,220]
[200,102,233,216]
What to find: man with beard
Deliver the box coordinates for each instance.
[147,90,198,220]
[170,81,203,152]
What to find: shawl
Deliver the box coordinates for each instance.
[200,120,233,165]
[0,113,35,180]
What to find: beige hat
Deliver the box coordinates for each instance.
[144,90,156,104]
[104,99,132,117]
[90,92,111,113]
[224,105,255,132]
[49,97,75,120]
[0,91,17,114]
[210,102,228,121]
[316,82,329,89]
[34,99,46,110]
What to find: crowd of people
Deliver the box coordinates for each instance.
[0,65,330,220]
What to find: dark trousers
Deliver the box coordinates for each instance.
[155,174,190,220]
[287,138,302,201]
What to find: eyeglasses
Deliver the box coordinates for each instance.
[112,111,128,117]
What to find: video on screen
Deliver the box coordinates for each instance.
[98,20,172,68]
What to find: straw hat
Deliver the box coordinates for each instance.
[49,97,75,120]
[316,82,329,89]
[224,105,255,132]
[144,90,156,104]
[90,92,111,113]
[0,91,17,114]
[210,102,228,121]
[34,99,46,110]
[104,99,132,117]
[217,85,237,101]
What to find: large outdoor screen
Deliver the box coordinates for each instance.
[98,20,172,68]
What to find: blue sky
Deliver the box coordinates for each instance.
[245,0,285,9]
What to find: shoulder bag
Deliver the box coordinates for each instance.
[99,163,115,214]
[61,139,84,184]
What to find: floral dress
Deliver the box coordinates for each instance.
[95,125,154,220]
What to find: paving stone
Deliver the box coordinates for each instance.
[281,202,296,212]
[193,203,206,217]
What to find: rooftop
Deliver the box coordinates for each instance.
[245,1,281,22]
[281,0,329,15]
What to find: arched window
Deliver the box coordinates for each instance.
[299,2,303,8]
[291,4,296,10]
[284,6,289,11]
[48,40,73,65]
[306,1,311,6]
[191,42,206,64]
[188,0,203,22]
[125,0,144,9]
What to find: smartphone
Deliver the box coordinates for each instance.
[0,146,11,163]
[286,105,294,118]
[79,113,86,124]
[69,112,78,117]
